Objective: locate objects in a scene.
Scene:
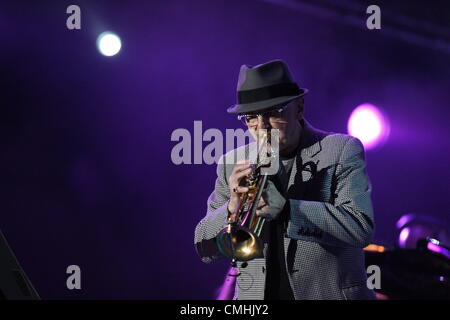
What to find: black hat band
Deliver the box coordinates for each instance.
[237,82,300,104]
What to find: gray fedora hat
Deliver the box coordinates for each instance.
[227,59,308,114]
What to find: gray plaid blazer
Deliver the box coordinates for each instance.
[194,120,376,300]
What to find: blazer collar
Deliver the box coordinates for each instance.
[286,119,325,193]
[297,119,323,159]
[246,119,324,181]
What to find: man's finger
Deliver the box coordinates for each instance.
[232,186,249,194]
[234,167,252,181]
[233,163,252,173]
[256,211,273,220]
[256,200,268,211]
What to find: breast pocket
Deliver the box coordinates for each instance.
[301,164,335,202]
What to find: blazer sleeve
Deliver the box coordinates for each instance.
[286,137,375,248]
[194,156,230,263]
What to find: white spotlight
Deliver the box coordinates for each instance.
[97,31,122,57]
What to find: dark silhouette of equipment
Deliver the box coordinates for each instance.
[0,230,40,300]
[365,239,450,299]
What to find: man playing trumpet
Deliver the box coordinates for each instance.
[194,60,375,300]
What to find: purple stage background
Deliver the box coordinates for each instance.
[1,0,449,299]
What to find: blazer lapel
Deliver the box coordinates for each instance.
[287,120,323,199]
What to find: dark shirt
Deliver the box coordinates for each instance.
[264,208,294,300]
[264,156,296,300]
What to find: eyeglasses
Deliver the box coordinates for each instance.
[237,104,289,126]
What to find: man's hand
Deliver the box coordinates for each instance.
[256,180,286,220]
[228,160,252,214]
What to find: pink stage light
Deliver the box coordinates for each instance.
[347,103,390,150]
[398,228,410,248]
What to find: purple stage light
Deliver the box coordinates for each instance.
[427,240,450,259]
[347,103,390,150]
[398,228,410,248]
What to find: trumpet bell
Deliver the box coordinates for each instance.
[217,226,263,261]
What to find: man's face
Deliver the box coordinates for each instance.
[243,98,304,153]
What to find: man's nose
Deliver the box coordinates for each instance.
[256,115,271,130]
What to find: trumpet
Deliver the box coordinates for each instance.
[216,132,273,262]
